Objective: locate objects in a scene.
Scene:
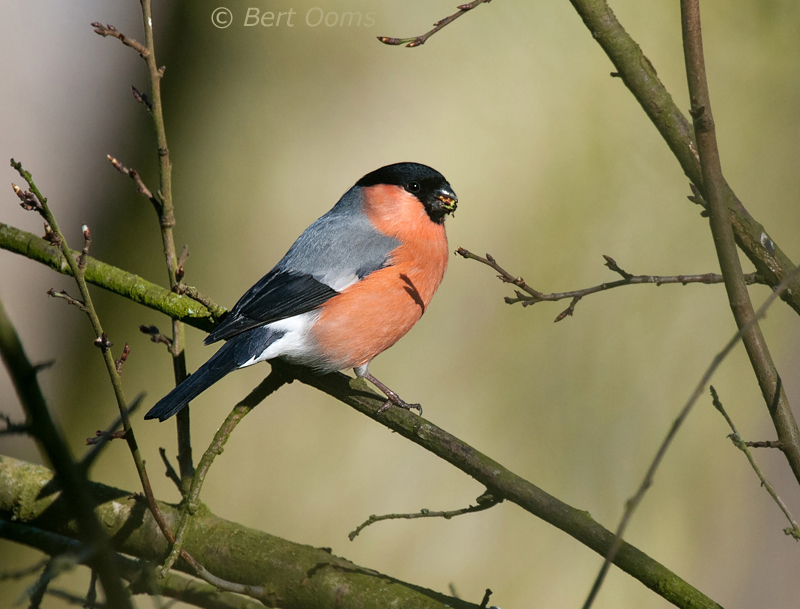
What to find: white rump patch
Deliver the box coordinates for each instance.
[239,311,321,368]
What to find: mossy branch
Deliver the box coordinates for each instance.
[0,222,226,332]
[0,520,265,609]
[0,455,480,609]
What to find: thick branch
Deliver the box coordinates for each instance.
[0,456,480,609]
[680,0,800,485]
[0,222,224,332]
[567,0,800,316]
[0,520,267,609]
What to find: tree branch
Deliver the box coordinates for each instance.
[566,0,800,316]
[0,298,132,608]
[0,222,224,332]
[286,364,722,609]
[679,0,800,485]
[581,269,798,608]
[378,1,493,48]
[709,387,800,541]
[457,248,764,322]
[349,490,501,541]
[0,457,481,609]
[0,520,267,609]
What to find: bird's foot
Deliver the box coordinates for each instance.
[358,370,423,416]
[377,395,423,416]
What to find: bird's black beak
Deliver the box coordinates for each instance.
[434,187,458,215]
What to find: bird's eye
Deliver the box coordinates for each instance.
[406,181,421,193]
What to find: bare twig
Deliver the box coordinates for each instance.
[349,490,501,541]
[0,412,29,436]
[79,393,144,474]
[0,558,47,582]
[173,283,227,318]
[175,245,189,282]
[160,371,289,575]
[138,0,193,491]
[115,343,130,375]
[680,0,800,486]
[90,22,149,57]
[159,447,182,491]
[46,288,85,310]
[378,1,493,47]
[95,1,193,489]
[85,429,127,446]
[581,268,800,609]
[130,85,152,112]
[710,386,800,541]
[457,248,762,322]
[107,155,160,212]
[479,589,493,609]
[139,324,172,347]
[745,440,784,450]
[78,225,91,270]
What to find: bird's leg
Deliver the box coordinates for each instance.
[354,366,422,416]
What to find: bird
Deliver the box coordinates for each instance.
[144,162,458,422]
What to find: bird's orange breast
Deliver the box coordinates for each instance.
[311,185,449,370]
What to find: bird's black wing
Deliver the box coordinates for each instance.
[204,269,339,344]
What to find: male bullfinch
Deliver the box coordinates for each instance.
[145,162,457,422]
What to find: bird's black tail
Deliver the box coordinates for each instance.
[144,346,240,421]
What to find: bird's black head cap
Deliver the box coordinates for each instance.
[357,162,458,224]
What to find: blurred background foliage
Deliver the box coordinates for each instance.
[1,0,799,607]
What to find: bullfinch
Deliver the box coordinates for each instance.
[145,162,457,422]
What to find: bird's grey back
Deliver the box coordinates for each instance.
[277,186,400,290]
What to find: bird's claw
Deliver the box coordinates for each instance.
[377,398,423,416]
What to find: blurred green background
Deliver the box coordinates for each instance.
[2,0,799,607]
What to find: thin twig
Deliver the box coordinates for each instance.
[139,325,172,347]
[581,268,800,609]
[47,588,106,609]
[46,288,85,311]
[479,589,493,609]
[710,386,800,540]
[378,1,493,47]
[159,447,182,491]
[79,393,144,474]
[173,284,227,318]
[138,0,194,492]
[160,371,289,575]
[457,248,763,322]
[0,412,29,436]
[107,155,161,212]
[0,558,48,581]
[90,23,149,57]
[349,490,501,541]
[95,3,193,489]
[745,440,784,450]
